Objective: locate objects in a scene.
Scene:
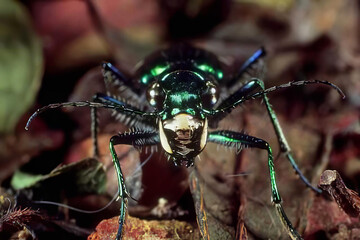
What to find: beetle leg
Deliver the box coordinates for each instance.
[189,167,210,240]
[213,79,322,194]
[94,93,157,130]
[253,79,323,194]
[226,47,266,88]
[90,92,156,158]
[208,130,303,240]
[109,137,127,240]
[250,79,322,193]
[102,61,141,95]
[91,95,100,158]
[109,131,159,240]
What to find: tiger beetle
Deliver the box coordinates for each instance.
[26,44,345,240]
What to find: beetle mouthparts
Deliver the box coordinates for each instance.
[172,156,195,168]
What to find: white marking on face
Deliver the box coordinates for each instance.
[200,118,208,150]
[163,114,197,131]
[159,120,173,154]
[159,114,208,157]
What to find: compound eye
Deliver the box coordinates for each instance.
[201,81,219,109]
[147,82,165,109]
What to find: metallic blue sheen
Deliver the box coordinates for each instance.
[101,95,126,106]
[238,48,265,75]
[103,62,128,83]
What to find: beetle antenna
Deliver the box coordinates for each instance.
[251,79,345,100]
[206,79,344,117]
[25,101,157,130]
[33,190,119,214]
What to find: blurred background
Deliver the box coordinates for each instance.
[0,0,359,239]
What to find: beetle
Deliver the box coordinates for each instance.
[26,43,344,239]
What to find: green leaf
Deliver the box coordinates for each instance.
[45,158,107,194]
[11,170,43,190]
[0,1,43,133]
[10,158,106,195]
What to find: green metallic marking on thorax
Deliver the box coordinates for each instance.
[161,90,204,120]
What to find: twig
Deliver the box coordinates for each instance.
[318,170,360,217]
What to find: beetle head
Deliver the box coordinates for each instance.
[148,70,216,167]
[159,113,207,167]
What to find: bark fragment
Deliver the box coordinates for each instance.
[319,170,360,218]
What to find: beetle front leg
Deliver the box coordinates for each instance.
[251,78,322,194]
[189,167,210,240]
[208,131,303,240]
[214,79,322,194]
[109,136,129,240]
[109,131,159,240]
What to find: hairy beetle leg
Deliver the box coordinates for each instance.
[109,132,159,239]
[213,78,323,194]
[208,131,303,240]
[254,79,323,194]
